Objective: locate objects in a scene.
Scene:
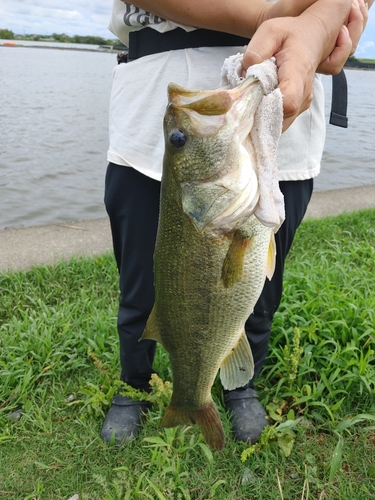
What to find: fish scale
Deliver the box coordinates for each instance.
[141,76,276,450]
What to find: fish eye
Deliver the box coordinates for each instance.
[169,129,187,149]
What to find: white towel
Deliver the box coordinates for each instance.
[221,55,285,231]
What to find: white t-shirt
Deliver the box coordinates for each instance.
[107,1,325,182]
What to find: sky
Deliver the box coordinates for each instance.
[1,0,375,59]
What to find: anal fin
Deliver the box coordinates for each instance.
[220,330,254,390]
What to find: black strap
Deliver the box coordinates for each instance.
[128,27,248,61]
[329,70,348,128]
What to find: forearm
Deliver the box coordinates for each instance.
[124,0,269,37]
[124,0,325,38]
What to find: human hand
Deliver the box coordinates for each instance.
[243,16,322,131]
[318,0,369,75]
[243,0,353,130]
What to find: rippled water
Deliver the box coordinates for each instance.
[319,71,375,192]
[1,44,114,229]
[1,43,374,229]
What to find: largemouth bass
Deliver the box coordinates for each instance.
[142,75,277,451]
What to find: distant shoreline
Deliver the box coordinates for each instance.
[2,42,375,66]
[1,41,125,53]
[344,59,375,70]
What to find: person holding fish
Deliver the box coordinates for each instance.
[101,0,370,447]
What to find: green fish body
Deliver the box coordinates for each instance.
[142,77,276,450]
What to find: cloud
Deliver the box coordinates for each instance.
[0,0,114,38]
[359,40,375,50]
[355,39,375,58]
[355,9,375,59]
[1,0,375,57]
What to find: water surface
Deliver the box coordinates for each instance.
[1,44,374,229]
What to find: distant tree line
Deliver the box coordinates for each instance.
[51,33,118,46]
[0,28,121,47]
[345,56,375,68]
[0,28,15,39]
[2,29,373,62]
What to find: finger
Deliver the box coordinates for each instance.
[242,21,283,71]
[241,49,263,76]
[280,76,313,131]
[278,66,314,131]
[281,89,312,132]
[357,0,369,30]
[317,25,352,74]
[347,0,368,53]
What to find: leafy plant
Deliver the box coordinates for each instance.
[1,210,375,498]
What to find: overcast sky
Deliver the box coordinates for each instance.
[1,0,375,58]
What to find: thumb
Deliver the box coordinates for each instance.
[242,20,282,72]
[241,50,263,77]
[242,49,263,69]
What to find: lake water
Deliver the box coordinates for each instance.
[1,42,374,230]
[317,69,375,193]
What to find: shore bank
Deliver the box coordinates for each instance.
[1,184,374,273]
[1,41,124,53]
[2,44,375,65]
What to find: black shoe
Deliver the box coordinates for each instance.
[100,394,151,444]
[224,387,268,444]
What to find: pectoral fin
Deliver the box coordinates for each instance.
[140,306,163,345]
[220,330,254,390]
[266,232,276,280]
[221,231,252,288]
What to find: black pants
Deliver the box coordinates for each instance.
[104,163,313,390]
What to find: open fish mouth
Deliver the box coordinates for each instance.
[167,76,263,140]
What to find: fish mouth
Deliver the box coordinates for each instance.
[168,76,262,113]
[167,76,264,149]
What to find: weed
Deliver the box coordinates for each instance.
[1,210,375,498]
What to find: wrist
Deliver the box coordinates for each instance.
[255,2,273,29]
[301,0,352,30]
[299,0,352,63]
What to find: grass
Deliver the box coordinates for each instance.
[356,59,375,64]
[1,209,375,499]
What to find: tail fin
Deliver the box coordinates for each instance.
[161,400,225,451]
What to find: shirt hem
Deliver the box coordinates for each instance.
[278,165,320,182]
[107,151,162,182]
